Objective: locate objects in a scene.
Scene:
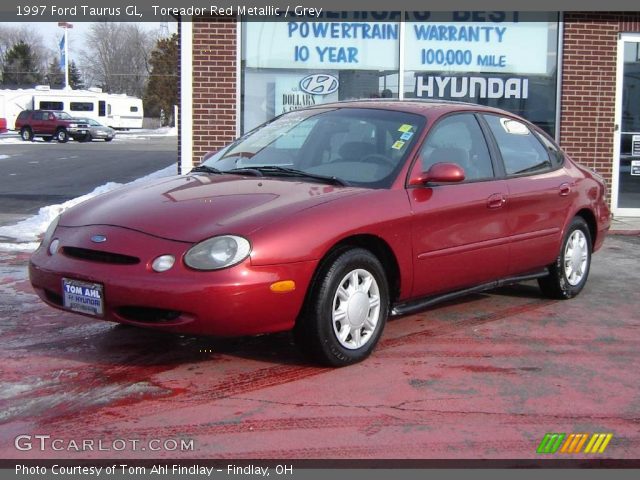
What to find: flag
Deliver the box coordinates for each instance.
[59,35,65,70]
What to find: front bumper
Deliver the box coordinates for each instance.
[29,225,317,336]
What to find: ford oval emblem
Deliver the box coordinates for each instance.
[299,74,339,96]
[91,235,107,243]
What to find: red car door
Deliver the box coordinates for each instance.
[408,113,510,298]
[481,114,573,275]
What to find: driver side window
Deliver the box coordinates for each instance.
[419,114,494,181]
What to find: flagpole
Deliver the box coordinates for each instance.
[58,22,73,90]
[64,26,69,89]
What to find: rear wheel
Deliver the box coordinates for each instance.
[83,133,92,142]
[20,127,33,141]
[56,129,69,143]
[538,217,592,299]
[294,247,389,366]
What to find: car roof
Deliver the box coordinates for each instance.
[310,99,516,118]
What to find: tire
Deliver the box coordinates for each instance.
[56,129,69,143]
[538,217,592,299]
[84,133,92,142]
[104,137,113,142]
[43,136,53,142]
[20,127,34,141]
[294,247,389,366]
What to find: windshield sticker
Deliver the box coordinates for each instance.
[391,140,406,150]
[400,131,414,141]
[398,124,414,133]
[500,118,529,135]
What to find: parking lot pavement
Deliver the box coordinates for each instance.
[0,132,177,218]
[0,234,638,460]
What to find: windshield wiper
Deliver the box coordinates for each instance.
[226,167,264,177]
[250,166,350,186]
[190,165,223,174]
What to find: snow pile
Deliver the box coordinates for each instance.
[0,154,9,160]
[0,163,177,252]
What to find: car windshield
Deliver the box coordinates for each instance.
[201,107,425,188]
[53,112,72,120]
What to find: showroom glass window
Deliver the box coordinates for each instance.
[242,12,402,132]
[403,12,559,136]
[242,12,559,136]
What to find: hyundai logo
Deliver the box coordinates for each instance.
[299,74,339,95]
[91,235,107,243]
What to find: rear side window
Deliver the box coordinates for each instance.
[483,115,551,175]
[17,111,29,121]
[536,132,564,167]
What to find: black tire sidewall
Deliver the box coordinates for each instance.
[309,248,389,366]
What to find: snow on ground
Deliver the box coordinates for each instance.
[0,154,9,160]
[0,163,177,252]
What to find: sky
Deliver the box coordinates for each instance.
[1,20,178,63]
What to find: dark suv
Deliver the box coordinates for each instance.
[14,110,89,143]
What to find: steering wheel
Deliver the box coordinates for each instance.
[359,154,396,168]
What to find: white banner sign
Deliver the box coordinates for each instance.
[274,74,339,115]
[245,21,400,70]
[405,20,551,74]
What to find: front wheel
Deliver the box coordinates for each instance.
[294,247,389,366]
[56,129,69,143]
[538,217,592,299]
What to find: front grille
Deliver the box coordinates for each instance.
[117,307,182,323]
[62,247,140,265]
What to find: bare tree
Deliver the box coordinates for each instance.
[81,23,156,97]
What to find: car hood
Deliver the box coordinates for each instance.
[60,174,365,242]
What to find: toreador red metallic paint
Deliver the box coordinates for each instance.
[29,100,611,365]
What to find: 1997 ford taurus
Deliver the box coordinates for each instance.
[29,100,611,366]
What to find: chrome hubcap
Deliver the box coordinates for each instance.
[332,269,381,350]
[564,229,588,286]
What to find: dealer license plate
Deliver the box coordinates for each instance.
[62,278,104,316]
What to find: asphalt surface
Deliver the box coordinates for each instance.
[0,234,638,460]
[0,132,177,217]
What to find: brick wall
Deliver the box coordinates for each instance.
[561,12,640,189]
[191,16,238,166]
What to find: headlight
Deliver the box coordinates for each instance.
[41,215,60,253]
[184,235,251,270]
[69,123,78,128]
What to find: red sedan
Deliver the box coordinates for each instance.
[29,101,611,366]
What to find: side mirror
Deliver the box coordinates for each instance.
[410,162,465,186]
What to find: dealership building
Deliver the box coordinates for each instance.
[176,12,640,217]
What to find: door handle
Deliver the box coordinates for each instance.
[487,193,507,209]
[559,183,571,196]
